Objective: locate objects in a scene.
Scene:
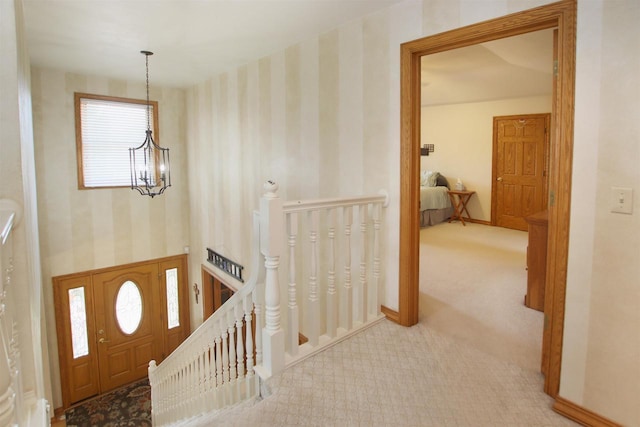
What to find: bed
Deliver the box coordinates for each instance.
[420,171,454,227]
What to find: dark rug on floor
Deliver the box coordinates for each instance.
[65,378,151,427]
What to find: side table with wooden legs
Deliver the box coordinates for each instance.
[447,190,476,226]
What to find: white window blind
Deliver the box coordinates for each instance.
[78,96,155,188]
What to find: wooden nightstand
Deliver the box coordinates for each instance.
[447,190,476,226]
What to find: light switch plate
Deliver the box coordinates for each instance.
[611,187,633,214]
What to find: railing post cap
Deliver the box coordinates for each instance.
[263,180,279,197]
[378,189,390,208]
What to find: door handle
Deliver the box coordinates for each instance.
[497,177,503,181]
[98,337,110,344]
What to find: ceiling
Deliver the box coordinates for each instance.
[21,1,553,104]
[21,0,404,88]
[421,29,554,106]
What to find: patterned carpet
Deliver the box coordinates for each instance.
[65,378,151,427]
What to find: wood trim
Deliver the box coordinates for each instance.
[554,397,622,427]
[381,305,400,323]
[399,0,576,399]
[74,92,160,190]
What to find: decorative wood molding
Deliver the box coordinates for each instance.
[554,397,622,427]
[399,0,576,398]
[381,305,400,323]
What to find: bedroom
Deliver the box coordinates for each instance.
[418,29,553,371]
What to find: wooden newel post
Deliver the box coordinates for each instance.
[260,180,285,376]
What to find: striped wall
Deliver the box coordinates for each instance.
[185,0,424,329]
[25,0,640,424]
[30,67,189,408]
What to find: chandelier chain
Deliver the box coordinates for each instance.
[145,53,151,131]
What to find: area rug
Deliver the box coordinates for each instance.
[65,378,151,427]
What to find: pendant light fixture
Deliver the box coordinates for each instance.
[129,50,171,198]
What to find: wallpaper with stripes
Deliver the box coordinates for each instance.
[31,0,601,412]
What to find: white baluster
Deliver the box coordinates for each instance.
[243,295,255,397]
[260,180,285,376]
[287,212,299,355]
[326,208,337,338]
[307,210,320,346]
[253,283,263,368]
[343,206,353,330]
[372,201,382,315]
[235,304,245,402]
[359,204,369,323]
[215,320,223,407]
[227,311,237,404]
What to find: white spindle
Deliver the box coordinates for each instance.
[228,312,237,404]
[254,283,263,367]
[235,304,245,402]
[307,210,320,346]
[359,204,369,323]
[372,202,382,315]
[326,208,337,338]
[343,206,353,330]
[287,213,299,354]
[243,294,255,395]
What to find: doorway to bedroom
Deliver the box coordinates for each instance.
[398,0,577,399]
[417,28,553,374]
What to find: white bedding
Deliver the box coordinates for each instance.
[420,186,451,211]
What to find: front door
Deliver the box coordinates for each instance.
[93,264,163,392]
[492,113,550,231]
[53,254,190,409]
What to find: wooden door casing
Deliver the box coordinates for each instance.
[492,113,550,231]
[53,254,190,409]
[93,264,163,392]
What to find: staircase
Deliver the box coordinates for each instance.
[148,182,389,426]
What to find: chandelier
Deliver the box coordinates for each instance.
[129,50,171,197]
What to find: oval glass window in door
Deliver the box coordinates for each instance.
[115,280,143,334]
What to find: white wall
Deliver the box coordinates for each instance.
[0,0,49,410]
[30,68,190,409]
[185,0,424,328]
[3,0,638,423]
[562,1,640,424]
[421,95,552,221]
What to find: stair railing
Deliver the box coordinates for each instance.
[148,210,264,426]
[148,181,388,425]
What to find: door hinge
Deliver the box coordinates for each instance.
[553,60,558,77]
[550,190,555,206]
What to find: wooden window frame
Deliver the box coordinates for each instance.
[74,92,160,190]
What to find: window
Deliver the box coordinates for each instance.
[75,93,159,189]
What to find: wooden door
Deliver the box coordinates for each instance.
[54,254,191,408]
[492,113,550,231]
[93,264,163,392]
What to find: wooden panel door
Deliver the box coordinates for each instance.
[93,264,163,392]
[53,274,100,407]
[492,114,550,231]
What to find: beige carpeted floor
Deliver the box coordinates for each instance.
[180,222,577,427]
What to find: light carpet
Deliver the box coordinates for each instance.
[183,222,576,427]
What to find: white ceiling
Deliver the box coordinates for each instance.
[21,0,405,88]
[21,1,553,104]
[421,29,554,106]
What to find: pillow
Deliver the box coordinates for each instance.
[420,170,432,186]
[436,174,449,188]
[427,171,440,187]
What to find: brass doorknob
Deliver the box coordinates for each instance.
[98,337,110,344]
[497,177,503,181]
